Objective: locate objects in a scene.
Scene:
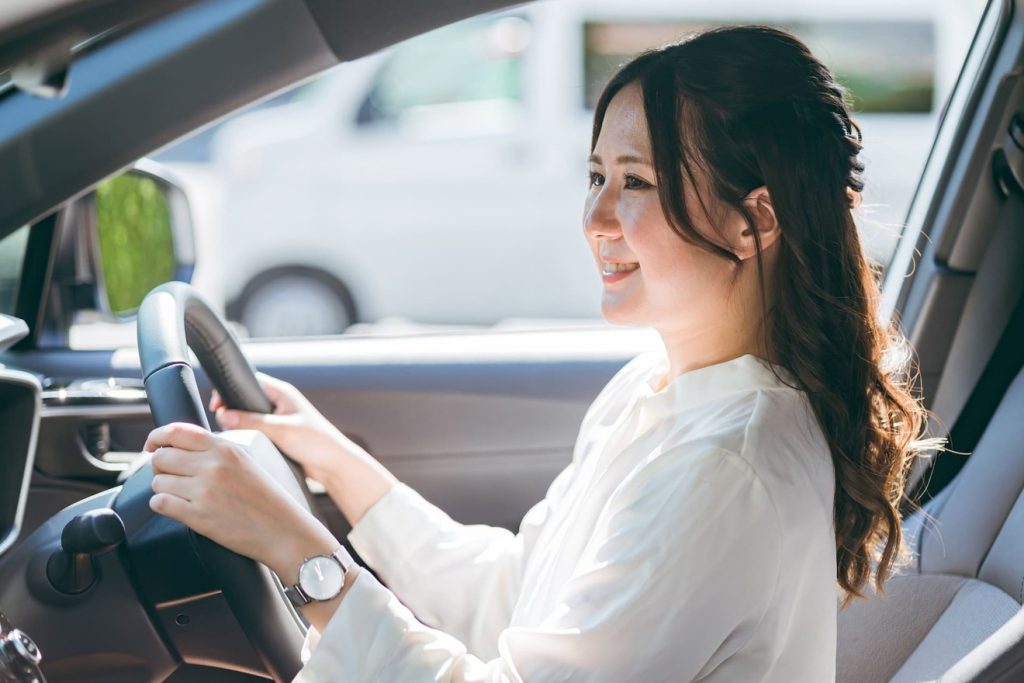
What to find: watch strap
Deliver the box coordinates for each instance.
[331,545,355,572]
[284,582,312,607]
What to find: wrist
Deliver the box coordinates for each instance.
[306,461,347,497]
[302,425,354,486]
[307,433,363,492]
[266,517,339,584]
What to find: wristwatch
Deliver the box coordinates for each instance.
[284,546,355,607]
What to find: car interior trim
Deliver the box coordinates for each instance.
[0,368,40,558]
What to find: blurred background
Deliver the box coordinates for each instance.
[69,0,990,347]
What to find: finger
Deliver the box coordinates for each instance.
[216,406,271,429]
[150,492,191,522]
[254,373,293,410]
[209,390,222,412]
[144,422,213,454]
[151,447,203,476]
[151,473,198,502]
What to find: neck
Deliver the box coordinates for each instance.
[655,249,778,386]
[656,281,770,383]
[656,325,765,383]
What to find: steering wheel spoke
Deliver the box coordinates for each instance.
[114,282,314,682]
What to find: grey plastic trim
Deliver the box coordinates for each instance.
[0,368,41,557]
[38,403,150,418]
[0,314,29,352]
[879,0,1020,430]
[35,402,151,480]
[883,0,1012,320]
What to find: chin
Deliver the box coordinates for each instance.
[600,300,643,327]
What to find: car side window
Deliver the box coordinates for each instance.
[0,226,29,315]
[356,15,530,128]
[65,3,991,348]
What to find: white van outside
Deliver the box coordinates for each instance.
[207,0,980,337]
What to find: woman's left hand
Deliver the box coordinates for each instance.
[144,422,339,582]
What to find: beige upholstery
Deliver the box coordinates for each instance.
[837,369,1024,682]
[890,581,1019,682]
[838,573,968,682]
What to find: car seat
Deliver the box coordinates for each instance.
[837,367,1024,681]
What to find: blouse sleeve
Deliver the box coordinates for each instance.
[295,447,783,683]
[342,462,577,654]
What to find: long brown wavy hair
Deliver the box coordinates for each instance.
[592,25,939,607]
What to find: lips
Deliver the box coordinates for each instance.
[601,261,639,284]
[602,262,639,274]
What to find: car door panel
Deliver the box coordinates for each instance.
[5,328,658,541]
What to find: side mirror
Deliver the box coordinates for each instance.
[90,160,195,318]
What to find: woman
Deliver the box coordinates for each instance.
[145,25,932,681]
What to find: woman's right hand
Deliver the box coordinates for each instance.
[210,373,355,484]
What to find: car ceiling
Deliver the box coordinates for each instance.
[0,0,523,240]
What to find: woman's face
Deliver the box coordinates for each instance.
[583,82,741,341]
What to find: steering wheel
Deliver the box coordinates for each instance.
[112,282,315,681]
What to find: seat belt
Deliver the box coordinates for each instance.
[913,286,1024,507]
[909,154,1024,508]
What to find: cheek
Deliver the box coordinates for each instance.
[634,225,731,297]
[622,203,691,273]
[582,196,600,252]
[619,200,665,252]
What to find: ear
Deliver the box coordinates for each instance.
[732,186,780,261]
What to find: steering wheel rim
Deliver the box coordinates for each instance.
[115,282,313,681]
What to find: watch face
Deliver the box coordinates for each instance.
[298,555,345,601]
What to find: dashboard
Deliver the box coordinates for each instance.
[0,309,269,682]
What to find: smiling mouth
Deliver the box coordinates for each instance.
[602,262,639,275]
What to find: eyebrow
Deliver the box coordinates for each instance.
[588,153,653,166]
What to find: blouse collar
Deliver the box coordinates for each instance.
[636,351,800,418]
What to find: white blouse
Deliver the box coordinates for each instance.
[295,351,838,682]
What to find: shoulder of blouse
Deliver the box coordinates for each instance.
[623,384,829,535]
[607,443,785,588]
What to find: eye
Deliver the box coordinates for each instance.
[624,174,652,190]
[588,171,605,188]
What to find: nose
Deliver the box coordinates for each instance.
[583,184,621,241]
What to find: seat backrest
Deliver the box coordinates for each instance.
[917,367,1024,598]
[837,367,1024,682]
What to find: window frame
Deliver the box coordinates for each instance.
[881,0,1007,319]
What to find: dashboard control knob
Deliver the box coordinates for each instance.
[6,630,40,665]
[59,508,125,555]
[0,627,46,683]
[46,509,125,595]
